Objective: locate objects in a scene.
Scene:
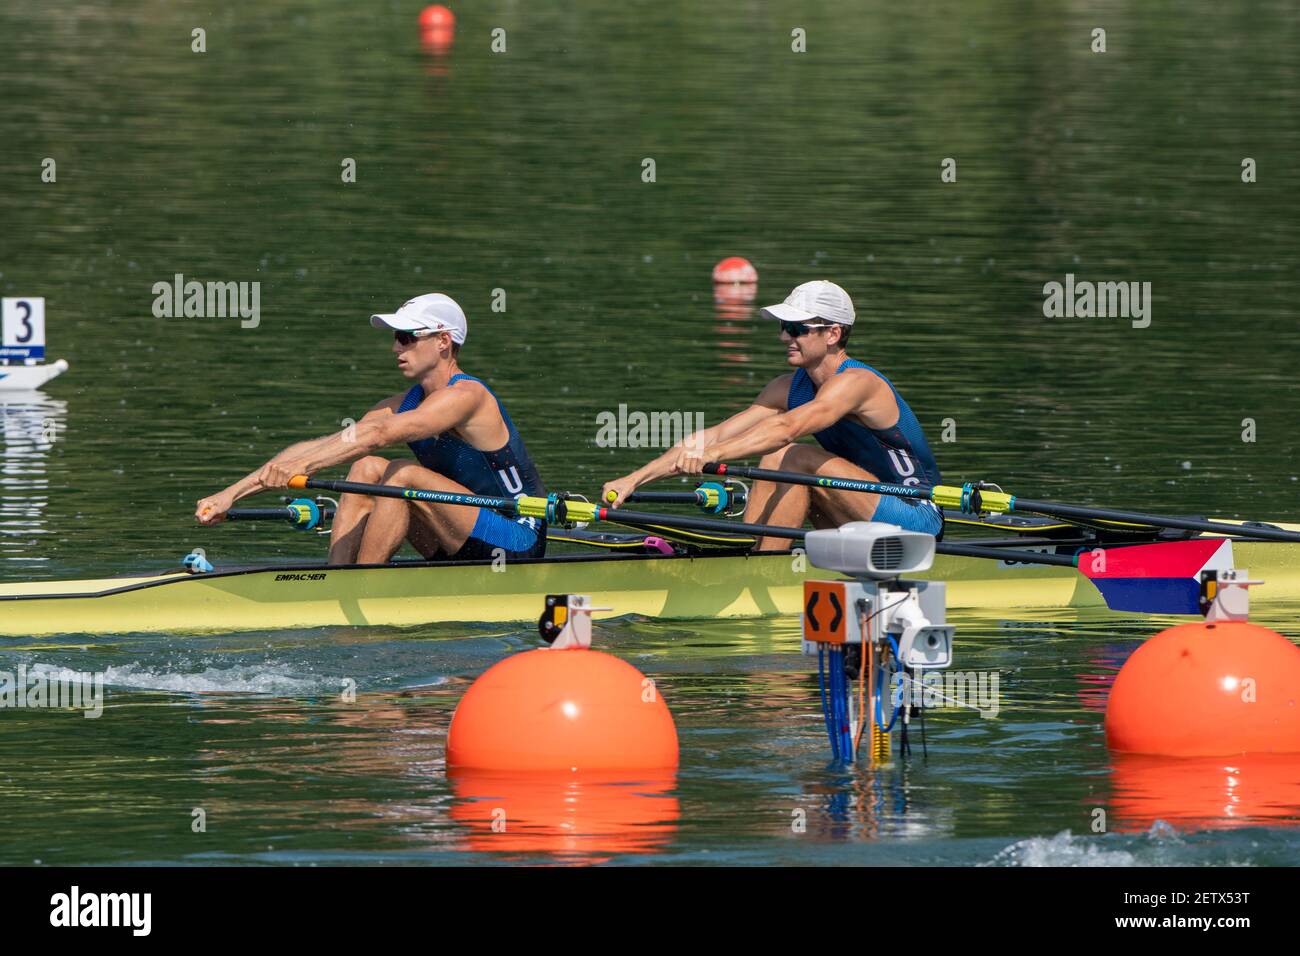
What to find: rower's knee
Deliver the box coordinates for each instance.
[348,456,389,483]
[381,458,422,483]
[760,443,818,471]
[758,445,793,469]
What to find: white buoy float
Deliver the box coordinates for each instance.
[0,298,67,391]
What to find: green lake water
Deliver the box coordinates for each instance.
[1,0,1298,865]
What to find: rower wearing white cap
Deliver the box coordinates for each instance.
[602,280,943,549]
[196,292,547,564]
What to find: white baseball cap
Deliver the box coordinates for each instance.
[370,293,468,344]
[759,280,856,326]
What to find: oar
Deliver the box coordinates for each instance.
[290,476,527,514]
[288,475,1237,613]
[290,475,806,540]
[283,474,1116,583]
[705,462,1300,545]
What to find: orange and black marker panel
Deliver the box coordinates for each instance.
[538,594,570,644]
[803,581,847,644]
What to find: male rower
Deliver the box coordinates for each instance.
[602,280,942,549]
[195,293,547,564]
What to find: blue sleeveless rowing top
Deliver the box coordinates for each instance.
[397,374,547,504]
[787,358,942,488]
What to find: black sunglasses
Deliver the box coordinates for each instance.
[780,320,832,338]
[394,329,438,347]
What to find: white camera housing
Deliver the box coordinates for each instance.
[804,521,936,579]
[896,622,955,669]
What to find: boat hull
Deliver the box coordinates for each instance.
[2,527,1298,636]
[0,551,829,636]
[0,359,68,390]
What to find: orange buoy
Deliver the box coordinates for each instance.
[419,4,456,55]
[1105,620,1300,757]
[447,649,678,771]
[712,256,758,284]
[418,4,455,30]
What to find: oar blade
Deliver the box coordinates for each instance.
[1077,538,1234,615]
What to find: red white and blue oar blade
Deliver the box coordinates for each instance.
[1077,538,1234,615]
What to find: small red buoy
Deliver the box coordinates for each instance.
[447,649,678,771]
[419,5,456,55]
[1105,620,1300,757]
[419,4,455,31]
[712,256,758,284]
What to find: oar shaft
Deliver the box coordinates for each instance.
[707,462,1300,545]
[584,501,1082,566]
[595,505,806,540]
[292,477,521,513]
[1010,498,1300,544]
[937,541,1076,567]
[706,462,934,502]
[595,505,1078,564]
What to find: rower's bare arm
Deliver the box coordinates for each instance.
[601,377,789,503]
[704,372,878,463]
[196,398,406,522]
[266,397,412,475]
[198,435,338,517]
[361,386,479,449]
[256,397,400,477]
[264,390,472,482]
[631,386,787,480]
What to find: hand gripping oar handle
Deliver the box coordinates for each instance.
[226,498,329,530]
[624,482,743,514]
[609,483,745,517]
[226,507,305,521]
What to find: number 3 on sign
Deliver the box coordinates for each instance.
[1,298,46,360]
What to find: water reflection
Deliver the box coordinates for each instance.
[804,763,956,842]
[1108,752,1300,832]
[448,768,679,861]
[0,392,66,564]
[419,2,456,75]
[712,281,759,382]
